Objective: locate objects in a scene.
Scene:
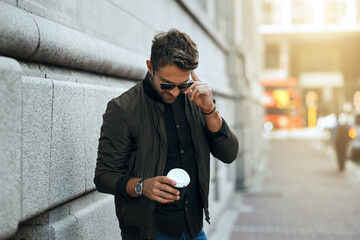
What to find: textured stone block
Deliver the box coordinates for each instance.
[21,77,53,220]
[83,84,125,191]
[70,192,121,240]
[49,80,86,206]
[0,57,22,239]
[205,70,233,96]
[0,0,17,6]
[235,101,247,126]
[216,97,236,127]
[76,0,151,54]
[18,0,78,30]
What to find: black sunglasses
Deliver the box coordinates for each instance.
[153,69,193,91]
[160,81,193,90]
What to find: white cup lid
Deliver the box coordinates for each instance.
[167,168,190,187]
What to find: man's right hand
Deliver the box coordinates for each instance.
[142,176,180,203]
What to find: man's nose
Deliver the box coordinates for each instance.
[169,86,180,96]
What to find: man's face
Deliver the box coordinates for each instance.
[149,64,192,104]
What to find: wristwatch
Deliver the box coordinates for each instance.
[135,178,147,196]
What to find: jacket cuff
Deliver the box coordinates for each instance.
[117,175,133,200]
[206,117,231,139]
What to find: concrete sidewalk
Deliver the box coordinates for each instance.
[209,137,360,240]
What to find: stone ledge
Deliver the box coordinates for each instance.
[12,191,120,240]
[0,2,147,80]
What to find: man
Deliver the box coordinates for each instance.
[334,120,350,172]
[94,29,239,240]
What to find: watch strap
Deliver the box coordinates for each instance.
[138,178,147,185]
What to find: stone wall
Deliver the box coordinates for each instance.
[0,1,263,239]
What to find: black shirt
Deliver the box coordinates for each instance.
[155,95,203,238]
[141,77,203,238]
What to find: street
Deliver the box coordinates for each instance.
[210,133,360,240]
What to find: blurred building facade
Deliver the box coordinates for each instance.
[0,0,263,239]
[260,0,360,122]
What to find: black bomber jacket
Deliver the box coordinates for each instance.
[94,76,239,239]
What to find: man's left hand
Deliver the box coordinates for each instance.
[183,71,215,113]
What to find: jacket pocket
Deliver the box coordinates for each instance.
[115,195,154,227]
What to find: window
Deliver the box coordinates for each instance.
[262,2,273,25]
[261,0,281,25]
[265,44,280,69]
[291,0,313,25]
[324,0,346,24]
[357,0,360,23]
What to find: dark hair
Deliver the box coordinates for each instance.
[150,29,199,71]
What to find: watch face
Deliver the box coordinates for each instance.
[135,182,142,195]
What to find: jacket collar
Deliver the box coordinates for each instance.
[142,72,164,103]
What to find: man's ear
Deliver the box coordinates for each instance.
[146,60,153,76]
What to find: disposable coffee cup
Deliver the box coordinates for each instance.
[167,168,190,200]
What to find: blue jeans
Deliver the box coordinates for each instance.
[156,229,207,240]
[121,229,208,240]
